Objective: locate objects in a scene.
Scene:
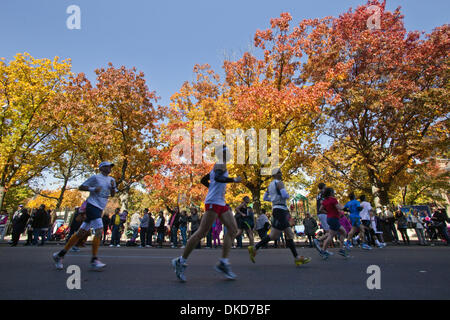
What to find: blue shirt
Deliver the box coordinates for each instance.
[345,200,361,218]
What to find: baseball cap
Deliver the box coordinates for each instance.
[99,161,114,169]
[271,168,282,176]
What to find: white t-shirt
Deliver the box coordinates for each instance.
[204,169,228,206]
[130,213,141,228]
[360,201,372,220]
[81,174,117,210]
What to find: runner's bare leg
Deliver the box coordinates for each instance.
[182,210,217,260]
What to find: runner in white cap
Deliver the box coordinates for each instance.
[248,168,311,266]
[53,161,117,271]
[172,145,243,282]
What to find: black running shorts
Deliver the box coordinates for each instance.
[272,208,290,231]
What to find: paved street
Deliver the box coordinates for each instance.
[0,243,449,300]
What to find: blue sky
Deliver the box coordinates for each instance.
[1,0,449,108]
[1,0,448,191]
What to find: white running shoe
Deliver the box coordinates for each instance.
[90,259,106,271]
[52,253,64,270]
[215,261,237,280]
[172,257,187,282]
[109,244,114,247]
[116,244,120,248]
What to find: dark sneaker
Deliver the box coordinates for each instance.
[320,251,330,260]
[215,261,236,280]
[172,257,187,282]
[338,249,348,258]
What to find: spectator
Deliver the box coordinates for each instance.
[11,207,30,246]
[411,210,426,246]
[24,209,35,246]
[32,204,48,246]
[384,206,399,244]
[155,211,166,248]
[212,218,222,248]
[102,212,111,245]
[147,210,155,247]
[139,209,149,248]
[303,213,318,248]
[179,210,188,248]
[166,205,180,248]
[46,209,56,242]
[396,210,410,245]
[110,208,122,247]
[0,209,9,241]
[130,211,141,242]
[256,209,270,248]
[188,207,201,249]
[431,209,449,245]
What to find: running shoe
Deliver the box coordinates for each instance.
[313,238,322,254]
[109,244,114,247]
[247,246,256,263]
[338,249,348,258]
[344,240,352,250]
[325,250,334,256]
[116,244,120,248]
[70,246,80,252]
[90,259,106,271]
[172,257,187,282]
[215,261,236,280]
[295,256,311,266]
[320,251,330,260]
[362,243,373,250]
[52,252,64,270]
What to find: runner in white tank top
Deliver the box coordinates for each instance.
[172,145,243,282]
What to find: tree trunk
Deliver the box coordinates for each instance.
[250,187,261,216]
[120,190,129,212]
[402,186,407,205]
[55,176,69,211]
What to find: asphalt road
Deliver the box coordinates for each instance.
[0,243,449,300]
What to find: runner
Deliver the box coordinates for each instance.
[248,168,311,266]
[316,187,349,259]
[359,195,374,247]
[52,162,117,271]
[171,145,242,282]
[234,196,255,248]
[344,193,372,250]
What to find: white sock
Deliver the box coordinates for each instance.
[220,258,229,265]
[180,256,187,264]
[354,235,360,241]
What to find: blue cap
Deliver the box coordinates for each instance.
[99,161,114,169]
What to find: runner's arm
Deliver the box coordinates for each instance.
[214,169,238,183]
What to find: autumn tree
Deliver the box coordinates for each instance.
[301,1,449,208]
[169,13,332,214]
[0,53,72,211]
[59,65,164,211]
